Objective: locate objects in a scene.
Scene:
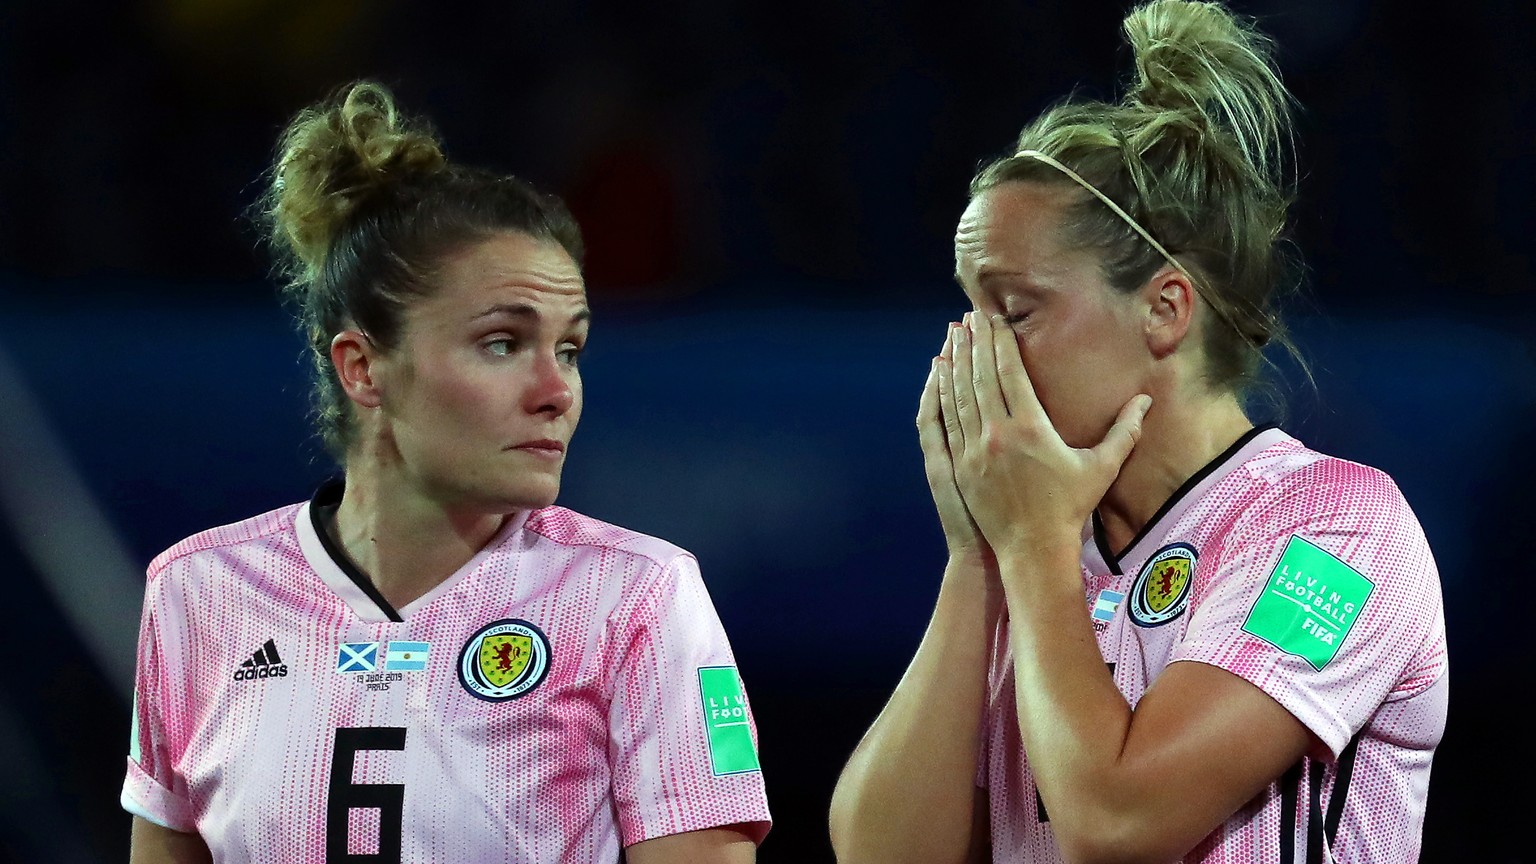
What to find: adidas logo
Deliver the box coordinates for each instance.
[233,638,289,682]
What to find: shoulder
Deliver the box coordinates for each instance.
[1219,438,1439,607]
[145,501,304,584]
[520,505,693,571]
[1237,437,1417,532]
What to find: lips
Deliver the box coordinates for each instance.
[512,439,566,454]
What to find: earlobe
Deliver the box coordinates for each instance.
[330,329,384,409]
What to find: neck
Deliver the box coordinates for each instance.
[1096,388,1255,555]
[331,449,510,613]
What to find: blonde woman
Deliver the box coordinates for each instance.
[830,3,1446,862]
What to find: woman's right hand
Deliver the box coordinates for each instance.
[918,324,993,570]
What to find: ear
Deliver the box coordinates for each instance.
[1143,266,1196,360]
[330,329,384,409]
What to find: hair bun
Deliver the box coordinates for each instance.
[1123,0,1290,178]
[264,81,446,283]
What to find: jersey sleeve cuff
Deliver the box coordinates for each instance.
[1168,655,1352,759]
[621,794,773,847]
[122,757,197,833]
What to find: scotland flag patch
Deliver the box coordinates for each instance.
[336,642,379,673]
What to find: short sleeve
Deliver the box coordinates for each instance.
[606,554,772,847]
[1171,464,1445,758]
[121,575,197,832]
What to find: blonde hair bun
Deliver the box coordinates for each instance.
[265,81,446,285]
[1123,0,1291,179]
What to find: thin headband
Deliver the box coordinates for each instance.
[1014,149,1192,284]
[1014,148,1267,347]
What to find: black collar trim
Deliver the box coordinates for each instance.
[1099,424,1278,566]
[309,480,404,623]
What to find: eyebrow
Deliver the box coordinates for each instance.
[471,303,592,325]
[976,267,1031,283]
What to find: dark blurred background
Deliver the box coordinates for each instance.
[1,0,1532,861]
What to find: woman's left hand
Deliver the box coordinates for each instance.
[937,312,1152,559]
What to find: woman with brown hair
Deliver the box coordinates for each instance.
[122,82,770,863]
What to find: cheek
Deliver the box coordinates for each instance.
[404,359,506,432]
[1012,322,1111,430]
[567,369,584,420]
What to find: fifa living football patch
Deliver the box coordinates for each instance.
[697,666,761,775]
[1242,535,1374,671]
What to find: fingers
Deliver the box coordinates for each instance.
[950,319,982,443]
[937,326,967,458]
[969,312,1006,424]
[917,358,949,457]
[1094,393,1153,473]
[988,314,1050,426]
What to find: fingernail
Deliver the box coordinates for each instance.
[954,326,967,344]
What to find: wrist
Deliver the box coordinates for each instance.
[946,545,996,572]
[992,525,1082,565]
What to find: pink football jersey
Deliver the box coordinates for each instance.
[980,428,1448,863]
[123,483,771,862]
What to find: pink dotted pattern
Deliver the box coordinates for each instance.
[981,429,1448,862]
[122,497,770,861]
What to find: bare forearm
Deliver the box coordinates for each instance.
[130,817,211,864]
[997,545,1137,857]
[999,543,1320,863]
[830,561,1000,864]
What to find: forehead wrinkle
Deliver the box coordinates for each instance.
[953,219,989,252]
[473,268,585,294]
[472,302,592,325]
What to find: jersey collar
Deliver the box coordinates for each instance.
[294,479,531,623]
[1085,425,1291,576]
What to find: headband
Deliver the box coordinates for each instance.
[1014,149,1193,284]
[1013,149,1267,347]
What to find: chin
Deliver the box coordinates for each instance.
[499,478,561,511]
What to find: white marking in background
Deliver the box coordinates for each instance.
[0,343,139,700]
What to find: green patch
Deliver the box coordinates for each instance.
[697,666,760,775]
[1241,536,1374,671]
[129,690,140,763]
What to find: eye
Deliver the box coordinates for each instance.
[557,343,584,366]
[1003,311,1031,325]
[484,338,516,357]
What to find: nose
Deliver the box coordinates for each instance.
[522,351,575,417]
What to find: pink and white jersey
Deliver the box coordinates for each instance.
[123,483,771,862]
[981,428,1448,863]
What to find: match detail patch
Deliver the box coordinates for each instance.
[336,642,378,674]
[1128,543,1197,627]
[697,666,760,775]
[383,641,430,672]
[457,619,551,702]
[1091,589,1125,624]
[1242,535,1374,671]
